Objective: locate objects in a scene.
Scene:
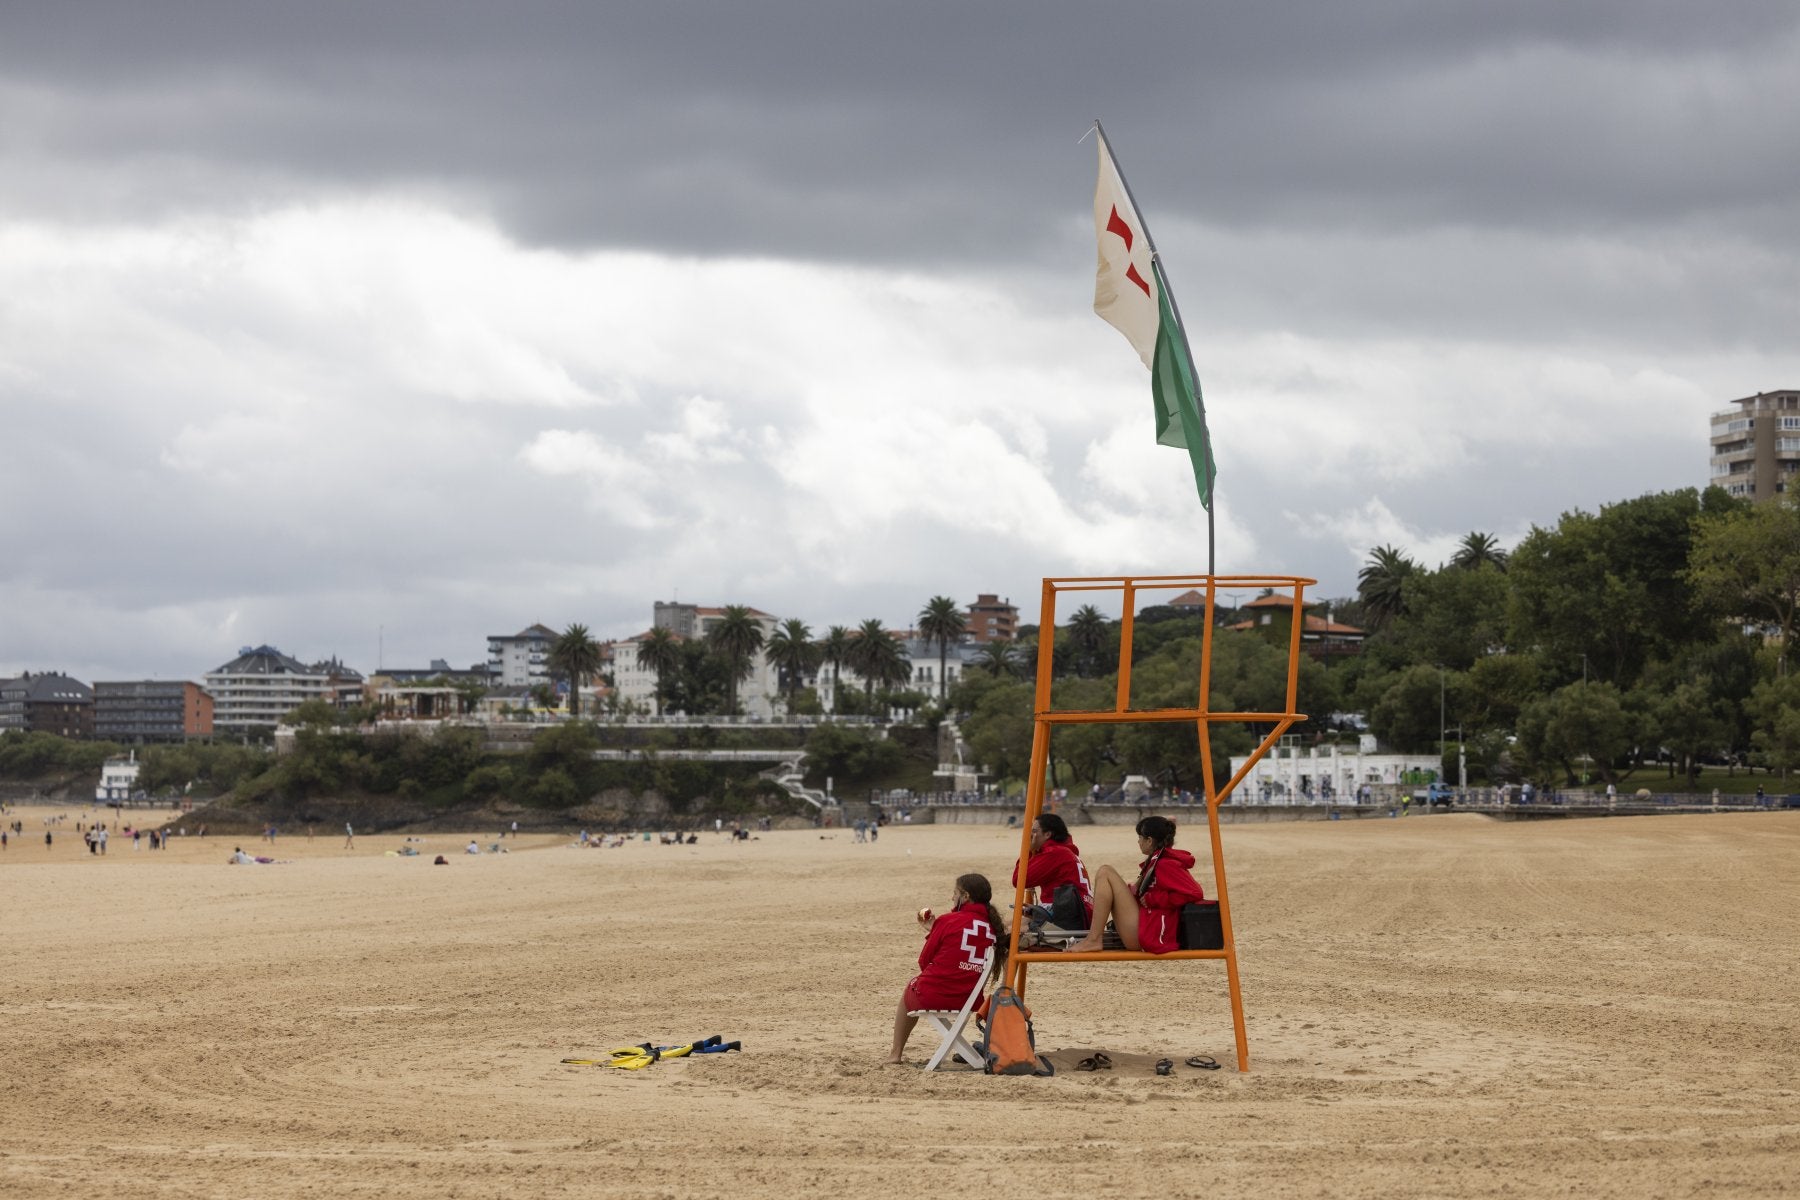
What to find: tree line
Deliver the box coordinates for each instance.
[1337,486,1800,788]
[541,596,983,719]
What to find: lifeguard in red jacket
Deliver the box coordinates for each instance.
[1012,812,1093,929]
[887,872,1007,1064]
[1066,816,1206,955]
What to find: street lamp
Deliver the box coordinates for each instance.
[1438,665,1446,783]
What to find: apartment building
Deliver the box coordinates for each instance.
[486,624,558,688]
[965,594,1019,643]
[0,672,95,738]
[204,646,333,731]
[609,603,784,717]
[92,680,214,742]
[1709,389,1800,501]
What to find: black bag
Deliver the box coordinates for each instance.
[1049,883,1087,929]
[1177,900,1223,950]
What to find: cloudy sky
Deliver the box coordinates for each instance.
[4,2,1799,682]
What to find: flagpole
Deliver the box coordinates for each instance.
[1094,120,1215,577]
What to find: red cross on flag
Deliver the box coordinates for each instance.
[1092,128,1216,511]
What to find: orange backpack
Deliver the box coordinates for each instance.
[979,986,1054,1076]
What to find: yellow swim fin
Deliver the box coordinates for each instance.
[605,1050,658,1070]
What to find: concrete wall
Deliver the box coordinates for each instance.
[909,802,1408,826]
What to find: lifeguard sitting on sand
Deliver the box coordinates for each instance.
[1066,816,1205,954]
[887,872,1007,1065]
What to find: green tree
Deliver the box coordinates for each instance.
[1689,492,1800,654]
[1465,654,1541,733]
[802,723,904,786]
[1367,664,1467,755]
[705,605,766,715]
[976,640,1020,678]
[548,623,602,720]
[1357,545,1418,628]
[848,618,908,701]
[1451,531,1509,571]
[962,681,1034,785]
[763,618,818,709]
[1363,565,1510,674]
[1644,679,1727,786]
[817,625,851,713]
[1515,681,1634,786]
[635,627,682,717]
[1066,604,1110,677]
[1049,678,1115,786]
[1747,672,1800,778]
[663,640,731,716]
[916,595,966,703]
[284,698,343,728]
[1509,489,1726,690]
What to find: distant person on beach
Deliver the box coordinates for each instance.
[888,872,1005,1065]
[1013,813,1093,930]
[466,840,480,855]
[1066,816,1206,955]
[46,830,53,849]
[344,823,354,849]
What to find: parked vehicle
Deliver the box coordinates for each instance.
[1411,782,1456,808]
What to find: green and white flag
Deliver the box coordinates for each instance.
[1093,131,1216,511]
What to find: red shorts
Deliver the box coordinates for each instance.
[904,975,977,1011]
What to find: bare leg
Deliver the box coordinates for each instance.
[1067,864,1143,953]
[888,991,919,1063]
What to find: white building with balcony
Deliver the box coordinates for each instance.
[487,624,558,689]
[1709,389,1800,501]
[1229,739,1440,803]
[204,646,333,731]
[608,604,785,718]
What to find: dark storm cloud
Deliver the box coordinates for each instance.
[7,2,1798,267]
[5,2,1800,682]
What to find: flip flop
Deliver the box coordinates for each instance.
[1186,1055,1221,1070]
[1076,1052,1113,1072]
[1155,1058,1174,1076]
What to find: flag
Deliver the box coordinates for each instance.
[1093,132,1215,510]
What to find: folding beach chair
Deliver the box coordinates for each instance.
[909,948,994,1071]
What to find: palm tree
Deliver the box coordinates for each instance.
[916,595,966,702]
[848,618,908,700]
[1357,545,1418,628]
[1067,604,1108,677]
[547,623,602,720]
[705,604,766,715]
[1451,531,1508,571]
[763,618,818,709]
[635,627,681,716]
[818,625,851,713]
[976,640,1019,678]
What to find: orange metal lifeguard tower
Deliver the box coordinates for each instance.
[1004,571,1314,1072]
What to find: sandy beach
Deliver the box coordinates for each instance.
[2,806,1796,1198]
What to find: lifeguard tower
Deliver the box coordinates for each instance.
[1005,572,1313,1072]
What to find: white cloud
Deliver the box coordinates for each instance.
[0,198,1792,678]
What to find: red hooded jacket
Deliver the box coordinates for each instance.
[1011,838,1094,925]
[1133,848,1207,954]
[909,902,996,1009]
